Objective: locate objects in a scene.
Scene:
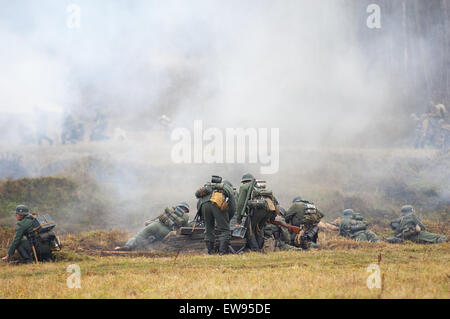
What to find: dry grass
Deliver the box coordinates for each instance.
[0,243,448,299]
[0,227,449,299]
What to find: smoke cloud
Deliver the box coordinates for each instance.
[0,1,448,230]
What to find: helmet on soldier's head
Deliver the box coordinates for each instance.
[177,202,190,213]
[279,207,287,217]
[343,209,354,217]
[401,205,414,215]
[292,196,302,203]
[15,205,29,216]
[241,173,254,183]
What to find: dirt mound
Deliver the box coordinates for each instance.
[61,229,130,253]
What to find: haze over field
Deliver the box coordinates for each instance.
[0,1,448,231]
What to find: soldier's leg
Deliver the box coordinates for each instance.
[212,205,230,255]
[120,223,160,251]
[352,232,368,242]
[202,202,216,254]
[255,210,273,249]
[365,230,380,242]
[17,238,34,264]
[246,208,267,251]
[416,231,447,244]
[246,213,260,252]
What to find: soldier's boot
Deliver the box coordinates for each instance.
[247,236,259,252]
[206,241,215,255]
[256,235,265,250]
[218,240,229,256]
[437,236,447,243]
[17,245,34,264]
[384,237,402,244]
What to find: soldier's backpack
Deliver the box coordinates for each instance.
[205,182,230,212]
[158,207,185,229]
[251,188,276,212]
[29,213,61,261]
[303,202,323,227]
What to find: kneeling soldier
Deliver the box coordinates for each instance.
[2,205,57,264]
[285,196,324,249]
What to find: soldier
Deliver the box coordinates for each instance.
[89,112,109,141]
[410,113,422,148]
[115,202,190,251]
[284,196,323,249]
[419,103,446,148]
[338,209,379,242]
[195,175,237,255]
[61,115,84,144]
[386,205,447,244]
[235,174,279,252]
[1,205,55,264]
[61,115,75,144]
[264,208,300,251]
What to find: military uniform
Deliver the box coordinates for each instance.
[119,204,189,251]
[196,176,237,255]
[5,205,55,263]
[8,215,35,263]
[417,104,448,148]
[90,113,109,141]
[338,209,379,242]
[236,174,279,252]
[285,196,323,249]
[388,205,447,244]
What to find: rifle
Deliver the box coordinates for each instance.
[232,179,257,238]
[26,234,39,264]
[191,209,202,233]
[268,220,302,234]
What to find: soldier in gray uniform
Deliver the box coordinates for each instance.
[339,209,379,242]
[195,176,237,255]
[115,202,190,251]
[387,205,447,244]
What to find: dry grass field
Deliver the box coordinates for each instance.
[0,228,449,299]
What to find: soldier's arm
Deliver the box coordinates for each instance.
[227,186,237,216]
[284,205,296,223]
[7,223,26,256]
[236,185,249,224]
[413,215,426,231]
[181,214,189,227]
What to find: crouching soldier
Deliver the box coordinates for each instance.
[195,176,237,255]
[386,205,447,244]
[115,202,190,251]
[285,196,323,249]
[2,205,58,264]
[264,208,300,251]
[339,209,379,242]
